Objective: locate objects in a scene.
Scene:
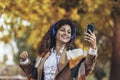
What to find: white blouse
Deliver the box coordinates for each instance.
[43,47,64,80]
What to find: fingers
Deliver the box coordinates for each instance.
[85,32,95,41]
[20,51,29,61]
[88,29,93,34]
[84,32,97,49]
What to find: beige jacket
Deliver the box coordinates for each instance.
[20,48,97,80]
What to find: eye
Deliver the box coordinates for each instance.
[68,31,71,34]
[60,29,65,32]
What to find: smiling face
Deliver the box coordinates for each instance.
[56,24,71,44]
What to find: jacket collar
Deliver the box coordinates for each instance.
[55,48,68,76]
[38,48,68,79]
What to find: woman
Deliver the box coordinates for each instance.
[19,19,98,80]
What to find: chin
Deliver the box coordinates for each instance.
[61,40,70,44]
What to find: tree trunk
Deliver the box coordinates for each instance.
[110,1,120,79]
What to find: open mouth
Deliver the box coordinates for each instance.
[61,35,69,39]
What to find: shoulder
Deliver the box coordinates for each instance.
[66,48,87,59]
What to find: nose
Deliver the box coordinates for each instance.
[63,31,68,35]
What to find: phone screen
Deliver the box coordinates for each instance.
[86,24,94,34]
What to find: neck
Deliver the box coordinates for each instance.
[55,42,65,53]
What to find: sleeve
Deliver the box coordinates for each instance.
[67,48,98,79]
[19,58,34,78]
[20,58,29,65]
[85,48,98,75]
[88,47,98,55]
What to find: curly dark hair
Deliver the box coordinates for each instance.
[37,19,76,55]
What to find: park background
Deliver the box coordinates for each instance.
[0,0,120,80]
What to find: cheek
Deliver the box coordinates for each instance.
[68,34,71,39]
[66,34,71,41]
[69,34,71,38]
[56,33,60,39]
[56,31,62,37]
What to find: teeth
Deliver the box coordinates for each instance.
[62,36,67,38]
[62,37,67,39]
[61,35,68,39]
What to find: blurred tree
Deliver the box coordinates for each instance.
[0,0,120,80]
[0,54,8,65]
[110,0,120,80]
[94,63,106,80]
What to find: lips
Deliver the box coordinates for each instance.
[61,35,69,39]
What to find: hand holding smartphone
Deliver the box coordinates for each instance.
[85,23,97,49]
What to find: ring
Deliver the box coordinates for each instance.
[90,37,93,41]
[89,36,91,39]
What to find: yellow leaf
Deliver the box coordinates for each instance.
[70,9,80,20]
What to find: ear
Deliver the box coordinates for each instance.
[70,28,76,41]
[51,21,59,37]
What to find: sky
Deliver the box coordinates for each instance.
[0,40,18,65]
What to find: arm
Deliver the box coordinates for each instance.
[84,30,98,75]
[85,48,98,75]
[19,58,34,78]
[19,51,34,78]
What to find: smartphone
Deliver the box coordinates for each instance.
[86,23,95,34]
